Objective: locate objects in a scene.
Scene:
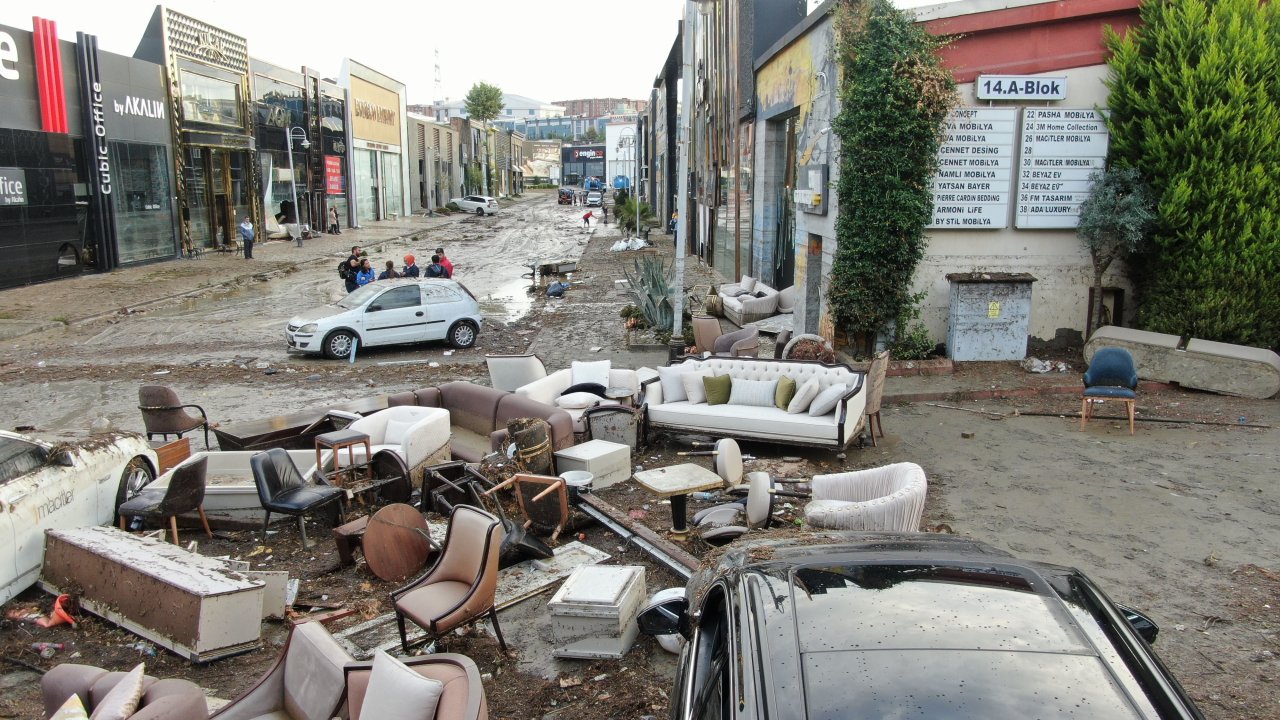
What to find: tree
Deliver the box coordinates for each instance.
[1076,166,1154,334]
[827,0,956,354]
[1104,0,1280,348]
[583,127,600,142]
[463,82,503,122]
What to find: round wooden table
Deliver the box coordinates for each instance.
[362,504,433,582]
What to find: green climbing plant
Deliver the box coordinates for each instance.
[828,0,956,355]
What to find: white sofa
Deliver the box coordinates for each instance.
[303,405,452,482]
[804,462,927,531]
[718,276,780,327]
[516,365,643,433]
[640,357,866,453]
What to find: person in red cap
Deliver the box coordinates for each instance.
[402,254,420,277]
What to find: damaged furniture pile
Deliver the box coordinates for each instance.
[22,341,934,719]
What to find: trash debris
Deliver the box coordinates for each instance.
[1021,357,1070,373]
[246,545,270,558]
[547,281,570,298]
[151,369,170,375]
[35,594,78,628]
[129,641,157,657]
[32,642,64,658]
[559,677,583,688]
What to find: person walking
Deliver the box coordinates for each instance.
[328,206,341,235]
[582,210,593,228]
[435,247,453,278]
[402,254,420,277]
[237,217,255,259]
[425,254,448,278]
[601,204,608,225]
[355,258,375,287]
[378,260,401,280]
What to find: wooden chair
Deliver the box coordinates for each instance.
[138,385,211,450]
[1081,347,1139,434]
[117,456,212,544]
[392,505,507,653]
[864,350,890,446]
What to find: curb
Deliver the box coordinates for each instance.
[886,379,1178,405]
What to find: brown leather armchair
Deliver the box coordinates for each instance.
[392,505,507,653]
[138,385,211,449]
[211,621,353,720]
[343,653,488,720]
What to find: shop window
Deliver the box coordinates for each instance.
[180,71,242,127]
[111,142,175,263]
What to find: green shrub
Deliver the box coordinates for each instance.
[445,201,461,212]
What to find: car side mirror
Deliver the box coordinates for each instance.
[52,449,75,467]
[368,304,382,312]
[637,597,690,639]
[1118,604,1159,644]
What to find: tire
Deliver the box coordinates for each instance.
[475,207,485,216]
[447,321,478,349]
[323,330,357,359]
[113,457,155,523]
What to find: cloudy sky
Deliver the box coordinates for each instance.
[2,0,947,105]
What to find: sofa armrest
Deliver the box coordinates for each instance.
[516,368,571,406]
[834,374,868,444]
[738,293,779,315]
[640,374,664,406]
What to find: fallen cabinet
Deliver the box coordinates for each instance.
[548,564,645,660]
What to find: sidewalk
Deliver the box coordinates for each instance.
[0,206,495,341]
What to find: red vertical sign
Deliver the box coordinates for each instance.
[324,155,344,194]
[32,17,68,134]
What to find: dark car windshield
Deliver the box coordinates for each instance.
[784,564,1162,719]
[0,435,49,484]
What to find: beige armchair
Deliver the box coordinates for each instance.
[343,653,488,720]
[864,350,890,446]
[211,621,354,720]
[485,353,547,392]
[392,505,507,653]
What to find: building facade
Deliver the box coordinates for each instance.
[1,19,179,290]
[407,112,458,213]
[552,98,648,117]
[341,59,409,223]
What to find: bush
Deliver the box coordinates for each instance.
[445,201,461,212]
[788,339,837,364]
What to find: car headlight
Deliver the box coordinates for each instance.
[299,323,318,334]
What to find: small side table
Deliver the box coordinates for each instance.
[633,463,725,538]
[604,386,636,407]
[315,428,372,487]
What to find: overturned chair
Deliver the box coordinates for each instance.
[693,471,773,546]
[804,462,927,532]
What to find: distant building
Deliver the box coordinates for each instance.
[425,93,563,123]
[553,98,648,117]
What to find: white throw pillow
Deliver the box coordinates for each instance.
[728,378,778,407]
[739,275,757,292]
[572,360,611,388]
[656,364,697,403]
[787,378,821,414]
[557,392,600,410]
[360,650,444,720]
[382,417,415,446]
[808,383,848,416]
[680,370,714,404]
[88,663,145,720]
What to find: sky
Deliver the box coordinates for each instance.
[1,0,690,105]
[2,0,951,106]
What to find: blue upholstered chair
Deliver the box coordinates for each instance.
[1081,347,1139,434]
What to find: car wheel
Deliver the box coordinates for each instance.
[114,457,155,523]
[475,207,485,216]
[323,330,357,359]
[447,321,478,349]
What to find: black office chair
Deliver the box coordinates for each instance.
[250,448,346,548]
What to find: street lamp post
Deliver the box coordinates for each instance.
[286,126,310,247]
[619,128,639,240]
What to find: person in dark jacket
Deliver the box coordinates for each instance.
[425,254,448,278]
[378,260,401,280]
[343,246,362,293]
[402,254,420,277]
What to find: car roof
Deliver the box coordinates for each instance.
[710,534,1172,720]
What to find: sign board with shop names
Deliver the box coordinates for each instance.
[928,107,1017,229]
[1015,108,1109,229]
[976,75,1068,101]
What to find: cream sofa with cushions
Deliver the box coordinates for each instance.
[718,276,780,327]
[641,357,866,453]
[516,360,643,433]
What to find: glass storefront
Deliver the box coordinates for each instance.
[381,152,402,218]
[355,148,379,222]
[0,129,89,288]
[111,142,175,263]
[179,71,242,127]
[184,146,253,249]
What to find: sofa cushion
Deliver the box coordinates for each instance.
[775,376,797,409]
[571,360,611,387]
[739,275,757,292]
[809,383,848,416]
[438,383,501,437]
[382,417,415,446]
[360,650,443,720]
[681,370,714,404]
[647,402,840,442]
[777,285,797,313]
[88,663,145,720]
[704,375,732,405]
[729,378,777,407]
[729,288,752,297]
[657,364,699,403]
[557,392,600,410]
[50,694,88,720]
[788,378,821,414]
[562,382,607,397]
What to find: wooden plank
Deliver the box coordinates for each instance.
[578,495,700,575]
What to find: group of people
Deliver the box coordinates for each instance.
[342,245,454,293]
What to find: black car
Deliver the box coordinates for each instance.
[639,533,1203,720]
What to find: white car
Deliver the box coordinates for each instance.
[286,278,483,359]
[449,195,500,215]
[0,430,157,604]
[586,191,603,207]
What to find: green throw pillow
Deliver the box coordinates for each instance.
[703,374,732,405]
[775,376,797,409]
